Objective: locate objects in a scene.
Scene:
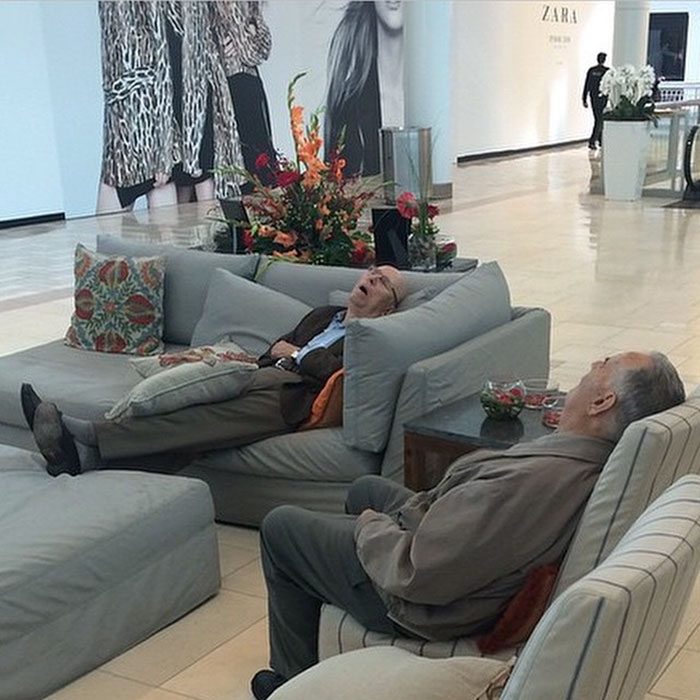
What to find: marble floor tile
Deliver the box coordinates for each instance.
[102,590,266,686]
[222,558,267,599]
[47,671,199,700]
[163,618,268,700]
[652,649,700,699]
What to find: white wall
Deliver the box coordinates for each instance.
[452,1,615,158]
[0,1,64,221]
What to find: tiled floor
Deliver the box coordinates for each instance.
[3,145,700,698]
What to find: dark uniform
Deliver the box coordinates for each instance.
[582,63,609,148]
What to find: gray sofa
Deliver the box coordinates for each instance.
[0,235,551,525]
[0,444,219,700]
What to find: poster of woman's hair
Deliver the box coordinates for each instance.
[324,0,404,176]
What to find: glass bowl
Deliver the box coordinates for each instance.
[522,378,560,409]
[480,380,525,420]
[541,394,566,428]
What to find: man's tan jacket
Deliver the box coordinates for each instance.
[354,432,615,639]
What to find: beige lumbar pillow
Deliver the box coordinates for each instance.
[106,348,257,421]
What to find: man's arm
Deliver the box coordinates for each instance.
[354,476,512,605]
[582,67,592,105]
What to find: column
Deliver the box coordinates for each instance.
[403,0,453,199]
[612,0,651,66]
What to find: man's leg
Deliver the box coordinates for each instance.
[592,99,606,146]
[588,104,597,148]
[260,505,394,680]
[96,367,300,460]
[344,474,415,515]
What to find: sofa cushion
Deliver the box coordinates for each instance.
[190,268,312,355]
[96,235,259,345]
[329,287,438,312]
[0,444,220,700]
[343,262,512,452]
[65,244,165,356]
[0,340,142,428]
[105,359,258,420]
[270,646,512,700]
[256,257,464,307]
[190,427,379,482]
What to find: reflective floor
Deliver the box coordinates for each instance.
[2,145,699,699]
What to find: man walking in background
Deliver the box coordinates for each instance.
[582,52,609,150]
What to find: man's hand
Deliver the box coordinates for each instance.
[270,340,300,360]
[356,508,378,527]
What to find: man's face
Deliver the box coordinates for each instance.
[560,351,652,426]
[347,265,403,319]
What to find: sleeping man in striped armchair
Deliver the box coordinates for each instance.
[251,351,685,700]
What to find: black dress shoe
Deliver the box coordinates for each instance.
[20,383,43,430]
[251,669,287,700]
[32,402,82,477]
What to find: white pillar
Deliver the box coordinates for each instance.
[612,0,651,66]
[403,0,453,199]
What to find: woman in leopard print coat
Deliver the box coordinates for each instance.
[97,1,269,212]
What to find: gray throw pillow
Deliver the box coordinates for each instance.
[190,268,312,356]
[342,262,512,452]
[105,360,257,421]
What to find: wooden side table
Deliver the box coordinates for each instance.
[403,394,555,491]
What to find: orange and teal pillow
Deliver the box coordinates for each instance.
[65,243,165,355]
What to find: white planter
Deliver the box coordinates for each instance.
[602,120,651,201]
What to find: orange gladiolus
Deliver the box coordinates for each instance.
[274,231,298,247]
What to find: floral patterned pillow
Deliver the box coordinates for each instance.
[65,244,166,355]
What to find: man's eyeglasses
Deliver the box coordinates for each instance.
[368,266,399,310]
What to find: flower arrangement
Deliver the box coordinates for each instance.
[396,191,440,270]
[220,74,376,267]
[480,380,525,421]
[599,64,658,124]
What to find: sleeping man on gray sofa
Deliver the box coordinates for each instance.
[20,265,407,476]
[249,351,685,700]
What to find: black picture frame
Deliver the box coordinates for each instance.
[371,207,410,269]
[647,13,688,82]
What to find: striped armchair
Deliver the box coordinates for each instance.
[318,393,700,661]
[271,475,700,700]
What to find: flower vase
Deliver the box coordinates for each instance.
[408,232,437,271]
[602,121,651,201]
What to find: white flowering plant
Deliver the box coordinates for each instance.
[599,64,658,124]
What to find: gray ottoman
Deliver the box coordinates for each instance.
[0,446,220,700]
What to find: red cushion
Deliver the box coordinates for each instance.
[477,564,559,655]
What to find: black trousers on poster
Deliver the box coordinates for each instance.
[260,475,414,679]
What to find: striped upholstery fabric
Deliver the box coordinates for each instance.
[501,475,700,700]
[554,394,700,595]
[318,395,700,662]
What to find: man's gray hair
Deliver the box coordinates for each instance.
[610,352,686,441]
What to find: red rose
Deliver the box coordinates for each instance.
[255,153,271,170]
[276,170,301,188]
[427,204,440,218]
[242,229,254,251]
[396,192,418,220]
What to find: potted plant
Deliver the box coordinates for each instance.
[599,64,658,201]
